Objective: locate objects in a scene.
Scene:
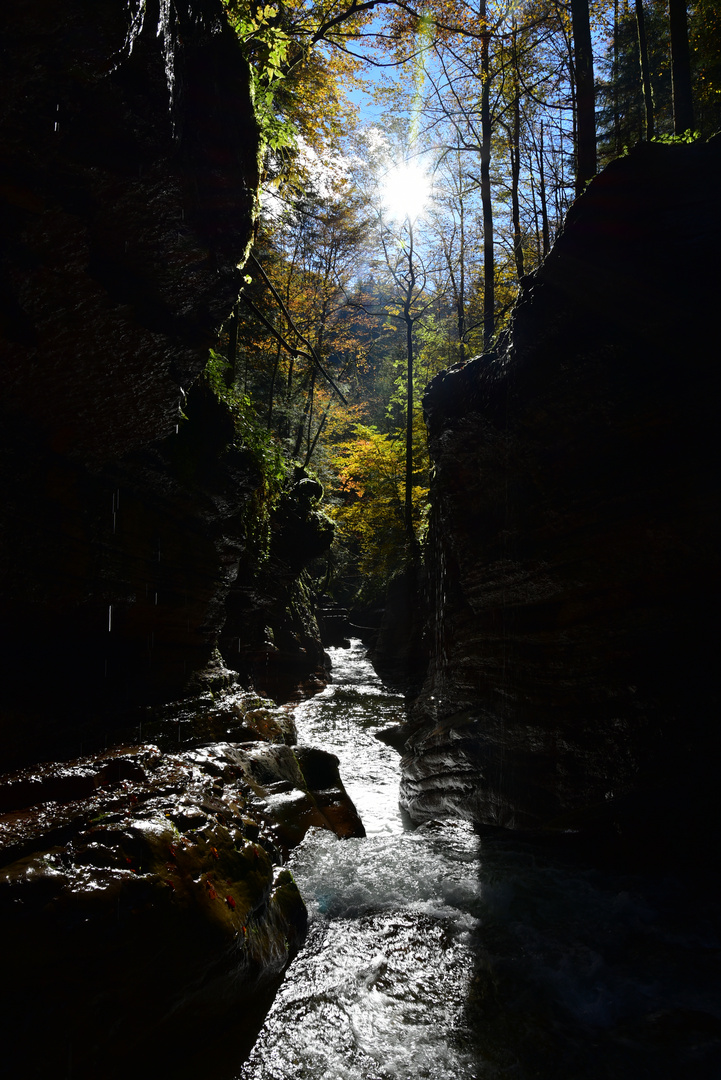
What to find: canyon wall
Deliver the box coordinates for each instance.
[402,136,721,862]
[0,0,330,769]
[0,5,342,1067]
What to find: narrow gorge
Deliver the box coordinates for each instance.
[2,0,721,1076]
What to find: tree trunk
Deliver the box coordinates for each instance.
[511,24,524,280]
[635,0,655,140]
[457,171,467,361]
[570,0,596,194]
[480,0,495,348]
[442,150,467,362]
[404,222,416,545]
[305,369,315,462]
[529,159,542,264]
[305,410,328,467]
[292,367,314,459]
[405,311,414,542]
[613,0,621,152]
[562,19,577,191]
[267,340,282,430]
[539,121,550,256]
[669,0,694,134]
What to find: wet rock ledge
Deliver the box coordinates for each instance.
[0,689,364,1078]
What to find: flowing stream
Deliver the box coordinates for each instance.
[235,640,721,1080]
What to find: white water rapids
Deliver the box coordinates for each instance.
[238,640,482,1079]
[233,640,721,1080]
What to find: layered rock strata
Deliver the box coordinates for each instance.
[402,137,721,859]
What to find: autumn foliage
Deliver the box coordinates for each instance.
[212,0,720,604]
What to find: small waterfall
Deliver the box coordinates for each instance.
[123,0,147,58]
[119,0,179,133]
[156,0,178,127]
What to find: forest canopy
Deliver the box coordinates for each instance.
[213,0,720,607]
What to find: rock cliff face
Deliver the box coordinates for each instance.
[402,137,721,860]
[220,469,336,702]
[1,0,258,461]
[0,0,331,768]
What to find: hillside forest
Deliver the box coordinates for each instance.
[211,0,720,607]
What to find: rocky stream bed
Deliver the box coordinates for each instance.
[0,681,364,1078]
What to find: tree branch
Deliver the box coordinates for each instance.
[248,253,348,404]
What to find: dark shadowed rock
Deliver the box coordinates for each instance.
[0,0,259,461]
[0,0,260,751]
[404,136,721,866]
[369,563,428,693]
[219,473,335,702]
[316,600,352,647]
[293,744,366,838]
[0,1,332,766]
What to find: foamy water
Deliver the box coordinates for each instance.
[236,641,721,1080]
[239,642,482,1079]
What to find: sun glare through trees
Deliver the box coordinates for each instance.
[379,160,433,223]
[216,0,720,609]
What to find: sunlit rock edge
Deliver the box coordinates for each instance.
[0,685,365,1076]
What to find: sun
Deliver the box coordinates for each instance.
[380,160,432,223]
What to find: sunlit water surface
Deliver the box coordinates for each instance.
[236,641,721,1080]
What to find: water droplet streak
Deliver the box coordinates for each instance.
[115,1,178,132]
